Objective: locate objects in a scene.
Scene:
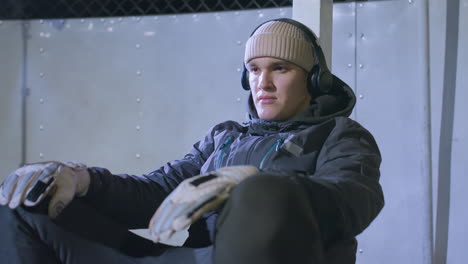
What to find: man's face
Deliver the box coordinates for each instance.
[247,57,311,121]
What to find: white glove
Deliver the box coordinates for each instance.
[149,165,259,243]
[0,161,90,218]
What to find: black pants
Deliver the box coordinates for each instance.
[0,174,325,264]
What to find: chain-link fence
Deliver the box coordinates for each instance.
[0,0,295,20]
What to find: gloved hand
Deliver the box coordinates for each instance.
[149,165,259,243]
[0,161,90,218]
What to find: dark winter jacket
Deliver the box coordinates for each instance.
[84,76,384,263]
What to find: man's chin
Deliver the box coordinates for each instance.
[258,112,281,121]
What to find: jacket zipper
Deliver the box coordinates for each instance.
[259,138,284,169]
[217,136,234,169]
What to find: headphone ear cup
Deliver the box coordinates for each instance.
[318,70,333,94]
[241,67,250,90]
[308,65,320,96]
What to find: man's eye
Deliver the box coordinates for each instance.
[274,65,287,71]
[249,67,259,73]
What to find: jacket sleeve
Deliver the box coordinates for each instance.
[81,126,217,229]
[293,117,384,243]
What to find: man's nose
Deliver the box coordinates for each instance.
[257,72,273,91]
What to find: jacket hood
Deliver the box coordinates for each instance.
[247,75,356,134]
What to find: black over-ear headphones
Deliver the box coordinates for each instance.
[241,18,333,96]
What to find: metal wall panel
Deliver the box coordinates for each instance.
[0,21,22,183]
[332,2,356,90]
[354,1,432,263]
[428,0,467,263]
[447,2,468,262]
[25,8,292,175]
[332,2,357,120]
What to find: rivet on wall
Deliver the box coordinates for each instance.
[359,64,364,69]
[136,44,141,49]
[80,19,85,24]
[40,31,52,38]
[118,17,123,23]
[39,72,45,78]
[347,64,353,68]
[136,153,141,159]
[234,12,240,16]
[237,68,242,72]
[136,125,141,131]
[359,3,364,7]
[359,94,364,99]
[279,8,286,16]
[39,153,44,159]
[359,249,364,254]
[39,98,44,104]
[236,40,242,46]
[360,33,365,39]
[136,70,142,76]
[0,20,3,26]
[39,20,44,24]
[257,10,264,18]
[136,97,141,103]
[408,0,414,4]
[236,98,241,102]
[100,18,105,23]
[154,16,159,20]
[39,48,45,53]
[348,33,353,38]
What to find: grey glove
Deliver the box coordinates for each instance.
[149,165,259,243]
[0,161,90,218]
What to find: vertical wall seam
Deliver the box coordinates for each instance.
[434,0,460,263]
[353,2,358,120]
[20,21,29,167]
[422,0,434,263]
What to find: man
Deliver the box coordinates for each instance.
[0,18,384,264]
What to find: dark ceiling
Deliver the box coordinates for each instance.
[0,0,361,20]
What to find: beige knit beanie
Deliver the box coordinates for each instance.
[244,21,318,72]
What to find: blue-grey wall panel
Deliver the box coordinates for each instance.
[331,2,356,91]
[332,2,357,120]
[0,21,22,183]
[354,1,431,263]
[428,0,467,262]
[25,8,292,175]
[447,2,468,262]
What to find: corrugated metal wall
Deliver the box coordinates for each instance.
[0,1,466,263]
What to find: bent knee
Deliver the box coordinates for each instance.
[229,174,308,215]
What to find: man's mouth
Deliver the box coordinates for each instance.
[257,95,277,104]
